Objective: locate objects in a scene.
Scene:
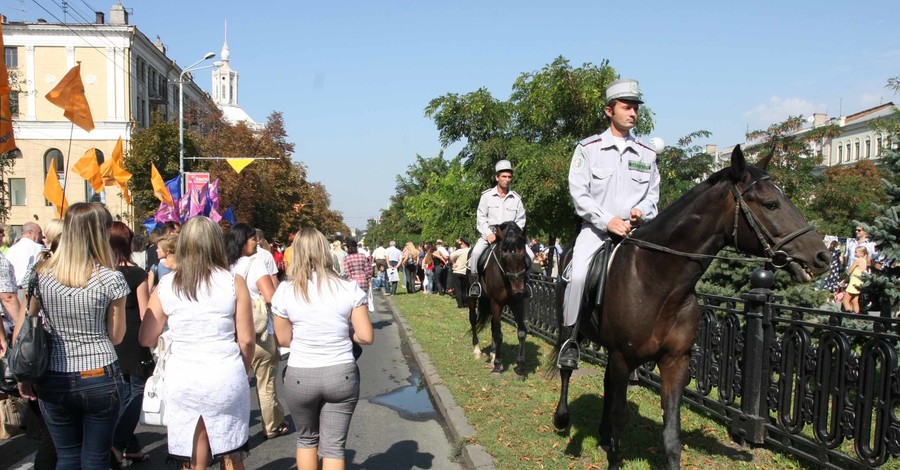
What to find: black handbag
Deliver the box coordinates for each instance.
[8,275,51,383]
[0,354,17,394]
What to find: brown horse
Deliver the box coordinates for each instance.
[552,146,830,469]
[469,221,530,377]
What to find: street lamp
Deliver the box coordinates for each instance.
[179,51,217,194]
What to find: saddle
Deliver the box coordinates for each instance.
[475,245,494,275]
[562,240,619,309]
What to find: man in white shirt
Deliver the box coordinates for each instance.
[6,222,45,288]
[254,229,279,288]
[384,241,403,295]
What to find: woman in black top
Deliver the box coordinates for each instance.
[109,222,151,466]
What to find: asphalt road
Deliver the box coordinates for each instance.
[1,291,462,469]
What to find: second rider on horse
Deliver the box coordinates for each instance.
[468,160,534,298]
[558,78,660,371]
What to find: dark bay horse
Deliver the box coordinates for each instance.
[469,221,530,377]
[552,146,830,469]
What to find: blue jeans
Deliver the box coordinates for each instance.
[38,362,125,470]
[113,374,146,453]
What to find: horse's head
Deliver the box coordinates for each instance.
[724,145,830,281]
[493,221,529,297]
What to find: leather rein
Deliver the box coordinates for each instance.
[621,177,814,269]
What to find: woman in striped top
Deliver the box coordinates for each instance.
[14,202,129,469]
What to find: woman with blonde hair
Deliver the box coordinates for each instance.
[400,241,419,294]
[14,203,129,469]
[140,216,255,469]
[842,245,871,314]
[42,218,63,251]
[272,228,374,470]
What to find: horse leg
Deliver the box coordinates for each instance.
[599,350,631,470]
[658,353,691,470]
[552,367,573,431]
[512,302,527,379]
[490,302,504,374]
[469,299,481,359]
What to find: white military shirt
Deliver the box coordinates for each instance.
[569,128,660,232]
[476,186,526,239]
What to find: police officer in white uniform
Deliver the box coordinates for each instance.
[558,78,660,370]
[467,159,534,297]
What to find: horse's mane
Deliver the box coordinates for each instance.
[497,221,526,252]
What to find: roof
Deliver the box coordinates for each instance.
[219,104,263,130]
[845,102,895,124]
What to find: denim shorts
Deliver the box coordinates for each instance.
[38,362,125,470]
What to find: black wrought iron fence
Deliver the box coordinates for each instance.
[508,272,900,469]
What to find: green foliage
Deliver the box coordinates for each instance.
[404,155,481,241]
[808,161,886,235]
[656,130,715,209]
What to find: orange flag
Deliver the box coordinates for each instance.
[43,157,68,218]
[73,148,103,192]
[151,163,173,206]
[99,137,131,186]
[0,23,16,154]
[45,63,94,132]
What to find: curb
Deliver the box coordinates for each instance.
[383,295,495,470]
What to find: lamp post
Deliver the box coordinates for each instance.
[178,52,217,194]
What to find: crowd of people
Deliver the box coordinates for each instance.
[821,224,891,315]
[0,210,374,470]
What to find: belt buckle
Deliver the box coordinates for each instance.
[80,367,105,379]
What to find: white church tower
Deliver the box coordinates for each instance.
[213,21,262,130]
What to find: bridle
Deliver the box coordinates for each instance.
[489,243,528,283]
[622,176,814,268]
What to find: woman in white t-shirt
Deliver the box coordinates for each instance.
[225,223,289,440]
[272,228,374,470]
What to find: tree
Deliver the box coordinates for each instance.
[808,160,886,235]
[744,116,840,221]
[862,78,900,310]
[656,130,715,209]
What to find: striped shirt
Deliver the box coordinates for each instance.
[36,266,130,372]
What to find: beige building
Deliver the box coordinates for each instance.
[2,2,213,237]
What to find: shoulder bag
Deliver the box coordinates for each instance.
[140,330,172,427]
[8,274,51,383]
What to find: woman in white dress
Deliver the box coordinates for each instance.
[140,217,255,469]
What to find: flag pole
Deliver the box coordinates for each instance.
[60,121,75,217]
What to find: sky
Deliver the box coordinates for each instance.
[6,0,897,229]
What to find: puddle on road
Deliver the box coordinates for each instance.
[369,373,436,421]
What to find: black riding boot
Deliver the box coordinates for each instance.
[468,272,482,298]
[557,324,580,370]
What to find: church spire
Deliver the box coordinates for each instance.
[221,19,230,62]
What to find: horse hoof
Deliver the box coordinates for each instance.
[473,351,482,360]
[552,413,570,431]
[513,372,525,381]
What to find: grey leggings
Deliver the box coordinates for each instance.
[283,363,360,458]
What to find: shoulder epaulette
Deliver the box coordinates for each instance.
[637,141,656,153]
[481,187,493,195]
[577,134,602,147]
[508,190,522,200]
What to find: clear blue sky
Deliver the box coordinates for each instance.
[8,1,897,229]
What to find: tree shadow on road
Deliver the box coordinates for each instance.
[347,440,436,469]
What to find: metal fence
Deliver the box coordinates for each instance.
[508,272,900,469]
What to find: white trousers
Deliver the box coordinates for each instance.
[563,225,607,326]
[467,238,534,274]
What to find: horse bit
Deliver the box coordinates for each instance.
[623,176,814,269]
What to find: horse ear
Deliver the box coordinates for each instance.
[729,145,747,179]
[756,143,776,172]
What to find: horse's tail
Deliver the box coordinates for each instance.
[473,296,492,333]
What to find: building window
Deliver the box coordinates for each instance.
[845,144,851,162]
[43,148,65,206]
[838,145,843,162]
[9,178,25,206]
[865,138,871,158]
[878,137,884,156]
[4,47,17,68]
[84,149,105,203]
[8,91,18,118]
[855,142,860,161]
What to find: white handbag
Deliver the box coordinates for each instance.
[140,331,172,427]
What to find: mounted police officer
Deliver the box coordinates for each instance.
[468,159,534,298]
[558,78,660,370]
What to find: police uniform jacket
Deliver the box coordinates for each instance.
[476,186,526,240]
[568,128,660,232]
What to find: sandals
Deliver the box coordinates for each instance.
[265,422,290,440]
[123,452,150,463]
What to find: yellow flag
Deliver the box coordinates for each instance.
[0,23,16,154]
[45,64,94,132]
[226,158,254,174]
[110,137,131,185]
[43,157,68,218]
[151,163,173,206]
[73,148,103,192]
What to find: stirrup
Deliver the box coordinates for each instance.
[557,338,581,370]
[468,282,482,298]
